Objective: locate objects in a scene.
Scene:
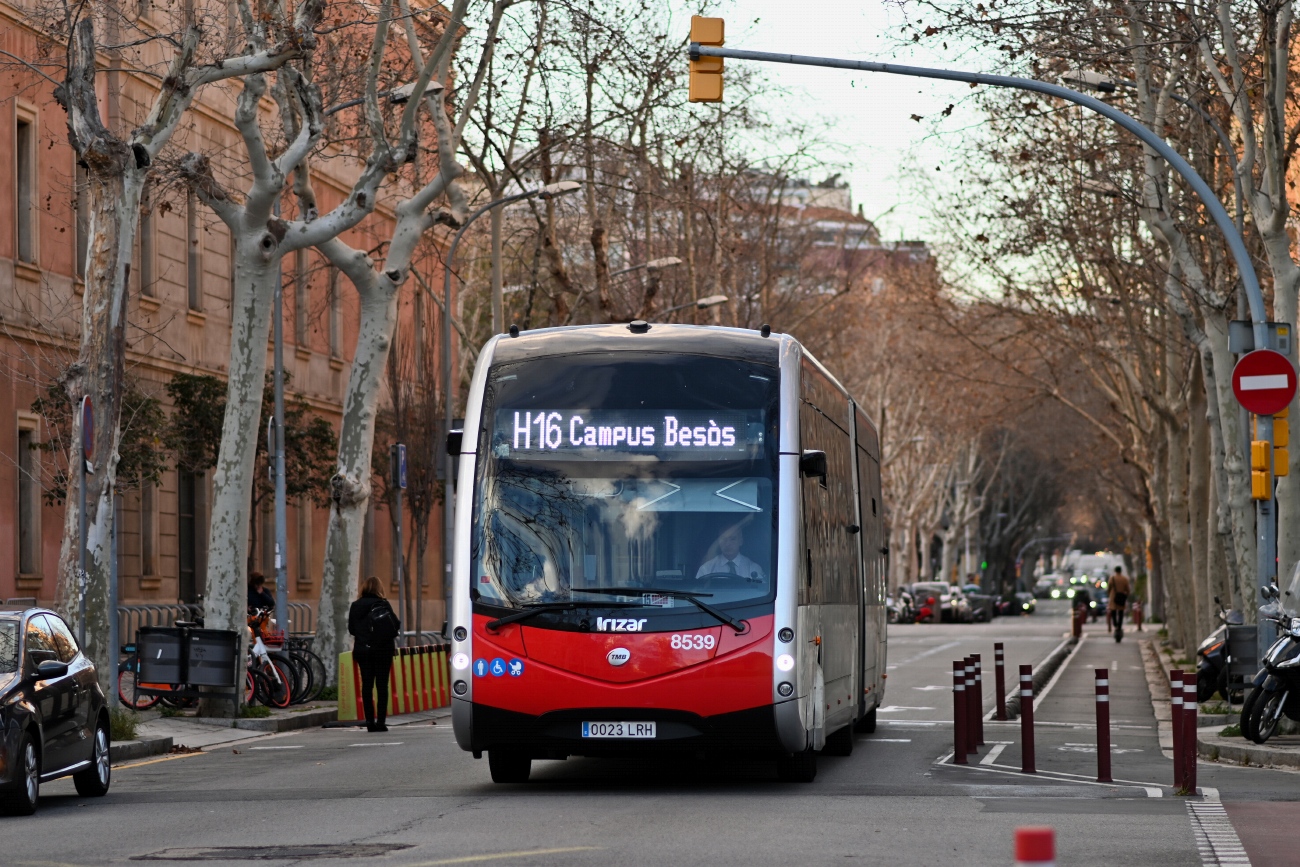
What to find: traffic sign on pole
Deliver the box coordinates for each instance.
[1232,350,1297,416]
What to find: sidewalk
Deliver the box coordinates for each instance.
[112,700,452,763]
[1145,631,1300,772]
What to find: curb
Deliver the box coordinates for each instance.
[233,706,338,732]
[1003,635,1077,720]
[1198,729,1300,771]
[110,736,174,763]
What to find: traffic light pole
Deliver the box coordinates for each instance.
[691,42,1278,657]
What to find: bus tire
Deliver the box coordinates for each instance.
[854,707,877,734]
[776,751,817,783]
[822,725,853,756]
[488,750,531,784]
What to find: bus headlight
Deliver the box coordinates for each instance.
[777,681,794,697]
[452,652,469,670]
[453,680,468,695]
[776,654,795,672]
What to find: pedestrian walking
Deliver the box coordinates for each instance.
[1107,566,1131,642]
[348,576,401,732]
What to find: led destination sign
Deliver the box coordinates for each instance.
[493,410,759,459]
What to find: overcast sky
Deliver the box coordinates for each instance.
[714,0,988,243]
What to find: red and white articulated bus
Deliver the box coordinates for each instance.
[447,323,886,782]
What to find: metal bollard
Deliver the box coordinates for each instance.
[1095,668,1112,783]
[965,658,978,754]
[994,642,1007,721]
[953,660,968,765]
[1169,669,1184,789]
[1014,827,1055,867]
[1019,664,1035,773]
[1182,671,1198,793]
[973,653,986,745]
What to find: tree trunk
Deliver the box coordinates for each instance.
[1204,315,1256,611]
[318,272,400,682]
[54,165,142,699]
[1164,417,1193,650]
[1189,355,1211,638]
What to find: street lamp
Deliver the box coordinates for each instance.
[612,256,683,278]
[658,294,728,317]
[441,180,582,624]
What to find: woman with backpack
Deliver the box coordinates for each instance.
[348,576,401,732]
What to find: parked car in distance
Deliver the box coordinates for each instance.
[911,582,971,623]
[0,607,111,815]
[1014,592,1037,614]
[961,584,997,622]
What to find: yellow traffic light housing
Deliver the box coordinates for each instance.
[689,16,725,103]
[1252,439,1274,499]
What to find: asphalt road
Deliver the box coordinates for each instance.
[10,602,1300,866]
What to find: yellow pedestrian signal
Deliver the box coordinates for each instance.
[1276,447,1290,478]
[1253,470,1273,499]
[1252,440,1272,471]
[689,16,725,103]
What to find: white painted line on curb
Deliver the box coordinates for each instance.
[1035,633,1088,710]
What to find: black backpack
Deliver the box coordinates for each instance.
[366,602,400,643]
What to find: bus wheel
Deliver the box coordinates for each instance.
[822,725,853,756]
[776,751,817,783]
[488,750,531,783]
[853,707,877,734]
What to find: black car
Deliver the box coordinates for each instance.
[1,607,111,814]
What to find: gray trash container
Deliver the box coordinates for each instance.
[137,627,185,684]
[187,629,241,687]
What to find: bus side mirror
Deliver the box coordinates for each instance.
[800,449,827,479]
[446,429,464,456]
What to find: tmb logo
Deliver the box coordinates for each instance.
[606,647,631,666]
[596,617,648,632]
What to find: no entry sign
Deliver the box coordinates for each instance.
[1232,349,1297,415]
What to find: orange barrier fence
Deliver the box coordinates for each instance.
[338,644,451,722]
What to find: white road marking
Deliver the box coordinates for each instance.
[871,738,913,743]
[980,743,1008,765]
[349,742,404,747]
[878,706,935,713]
[891,640,962,668]
[249,746,304,750]
[1144,788,1163,798]
[1112,659,1118,670]
[1188,788,1250,866]
[912,685,950,691]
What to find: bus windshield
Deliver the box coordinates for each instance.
[471,352,780,614]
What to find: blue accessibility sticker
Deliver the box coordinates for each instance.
[508,658,525,677]
[473,658,488,678]
[489,657,507,677]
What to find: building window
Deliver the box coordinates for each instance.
[75,165,89,280]
[296,496,313,588]
[15,114,36,264]
[294,248,308,345]
[17,426,39,575]
[187,190,202,311]
[140,481,158,576]
[178,471,198,603]
[328,268,342,358]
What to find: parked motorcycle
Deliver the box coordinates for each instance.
[1241,567,1300,744]
[887,591,915,625]
[1196,597,1244,703]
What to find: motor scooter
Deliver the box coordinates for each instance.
[1196,596,1244,703]
[1242,567,1300,744]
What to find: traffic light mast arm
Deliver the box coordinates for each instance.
[688,43,1266,343]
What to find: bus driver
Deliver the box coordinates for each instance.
[696,522,765,583]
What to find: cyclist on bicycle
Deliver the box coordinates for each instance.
[1107,566,1131,640]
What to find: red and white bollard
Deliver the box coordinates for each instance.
[953,660,968,764]
[1014,827,1055,867]
[1170,668,1184,789]
[994,642,1007,721]
[965,658,978,754]
[1019,664,1035,774]
[973,653,986,746]
[1182,671,1198,793]
[1095,668,1112,783]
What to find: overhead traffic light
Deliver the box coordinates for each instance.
[689,16,725,103]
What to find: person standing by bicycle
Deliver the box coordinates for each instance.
[1107,565,1131,642]
[348,576,400,732]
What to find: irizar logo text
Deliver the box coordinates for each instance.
[596,617,648,632]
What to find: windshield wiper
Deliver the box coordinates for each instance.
[485,600,642,632]
[572,587,747,633]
